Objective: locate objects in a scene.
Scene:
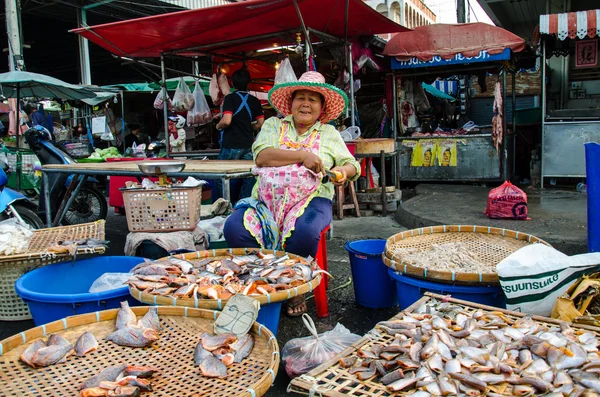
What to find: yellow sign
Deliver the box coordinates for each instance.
[437,140,457,167]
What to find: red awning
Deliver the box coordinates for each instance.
[383,23,526,61]
[539,10,600,41]
[72,0,409,58]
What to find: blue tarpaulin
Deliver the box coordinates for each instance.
[422,82,456,102]
[391,48,511,70]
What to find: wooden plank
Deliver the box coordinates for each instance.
[43,160,254,174]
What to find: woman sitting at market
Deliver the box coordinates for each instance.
[224,71,360,317]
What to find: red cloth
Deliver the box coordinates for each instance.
[384,23,526,61]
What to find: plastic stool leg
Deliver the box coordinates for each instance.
[314,225,330,318]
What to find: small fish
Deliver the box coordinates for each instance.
[20,339,46,368]
[571,371,600,393]
[201,332,237,351]
[421,334,439,360]
[356,362,377,381]
[137,307,160,332]
[115,302,137,330]
[81,387,110,397]
[512,385,535,396]
[47,334,71,347]
[444,359,461,374]
[509,376,553,393]
[381,369,404,385]
[106,386,140,397]
[553,370,572,387]
[229,334,254,363]
[106,326,158,348]
[339,356,358,368]
[409,342,423,362]
[194,342,212,366]
[173,283,196,298]
[438,374,458,396]
[199,355,228,378]
[75,332,99,357]
[31,343,74,367]
[169,258,194,274]
[81,365,128,390]
[448,372,487,392]
[423,381,442,396]
[427,353,444,374]
[387,377,418,392]
[123,366,159,378]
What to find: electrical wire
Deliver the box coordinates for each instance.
[305,276,353,302]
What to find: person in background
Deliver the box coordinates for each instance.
[215,67,264,201]
[168,115,187,152]
[223,71,360,316]
[31,104,54,140]
[124,123,143,148]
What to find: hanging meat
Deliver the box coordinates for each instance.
[492,81,503,153]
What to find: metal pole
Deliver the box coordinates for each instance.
[77,1,92,85]
[15,83,20,192]
[512,71,517,181]
[305,30,311,72]
[348,43,355,127]
[120,90,125,153]
[541,38,547,189]
[43,172,52,227]
[161,54,170,158]
[502,71,508,181]
[5,0,23,71]
[380,150,387,217]
[392,75,400,188]
[457,0,466,23]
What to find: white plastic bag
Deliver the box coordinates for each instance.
[153,89,172,110]
[172,78,195,112]
[274,58,297,85]
[282,314,361,378]
[187,80,213,126]
[0,218,33,255]
[89,272,133,293]
[497,244,600,316]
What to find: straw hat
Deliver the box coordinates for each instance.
[268,71,348,123]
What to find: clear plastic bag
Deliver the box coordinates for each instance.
[89,272,133,293]
[274,58,297,85]
[209,73,221,106]
[153,89,172,110]
[282,314,361,378]
[187,80,214,126]
[172,78,195,112]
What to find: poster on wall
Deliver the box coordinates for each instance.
[575,40,598,68]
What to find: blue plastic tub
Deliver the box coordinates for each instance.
[16,256,147,326]
[256,302,282,337]
[388,269,506,310]
[345,240,398,308]
[586,142,600,252]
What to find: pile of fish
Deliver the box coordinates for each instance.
[20,331,98,368]
[80,365,159,397]
[194,332,255,378]
[106,302,160,348]
[48,238,109,255]
[127,253,328,300]
[339,299,600,396]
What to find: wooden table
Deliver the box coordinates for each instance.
[41,160,254,227]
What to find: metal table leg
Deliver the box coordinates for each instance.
[43,172,52,227]
[53,175,88,226]
[222,178,231,202]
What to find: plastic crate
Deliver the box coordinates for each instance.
[121,186,202,232]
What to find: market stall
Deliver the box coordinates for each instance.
[538,9,600,187]
[384,23,532,183]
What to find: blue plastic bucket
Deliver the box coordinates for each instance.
[345,240,398,308]
[388,269,506,310]
[16,256,147,326]
[256,302,282,337]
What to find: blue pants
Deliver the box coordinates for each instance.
[224,197,332,258]
[214,148,255,203]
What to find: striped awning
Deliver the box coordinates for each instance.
[539,10,600,41]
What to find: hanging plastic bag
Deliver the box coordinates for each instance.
[209,73,221,106]
[172,77,195,112]
[187,80,214,126]
[218,74,231,98]
[274,58,297,85]
[153,89,172,110]
[485,181,529,220]
[282,314,361,378]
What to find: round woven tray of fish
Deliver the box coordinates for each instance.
[0,305,279,397]
[127,248,324,309]
[384,225,549,285]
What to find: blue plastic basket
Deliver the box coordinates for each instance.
[346,240,398,308]
[388,269,506,310]
[16,256,147,326]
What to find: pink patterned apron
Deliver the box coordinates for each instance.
[243,122,322,248]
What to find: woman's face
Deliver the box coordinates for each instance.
[291,90,323,126]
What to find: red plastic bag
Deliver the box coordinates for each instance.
[485,181,530,220]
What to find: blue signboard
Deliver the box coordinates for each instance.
[391,48,511,70]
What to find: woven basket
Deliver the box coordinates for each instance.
[289,292,600,397]
[0,220,106,321]
[0,305,279,397]
[384,225,549,285]
[129,248,322,309]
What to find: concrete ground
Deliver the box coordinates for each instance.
[396,184,588,255]
[0,209,406,397]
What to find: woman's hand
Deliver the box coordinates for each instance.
[302,152,324,174]
[329,166,348,185]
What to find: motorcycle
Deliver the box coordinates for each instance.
[0,161,45,228]
[25,126,108,225]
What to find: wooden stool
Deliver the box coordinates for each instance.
[335,181,361,220]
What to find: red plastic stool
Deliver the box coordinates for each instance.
[314,225,330,318]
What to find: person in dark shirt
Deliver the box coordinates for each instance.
[124,123,143,148]
[215,67,264,200]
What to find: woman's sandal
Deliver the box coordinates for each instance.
[285,296,307,317]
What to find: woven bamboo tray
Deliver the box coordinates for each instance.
[289,292,600,397]
[0,220,106,321]
[0,305,279,397]
[129,248,322,309]
[384,225,549,285]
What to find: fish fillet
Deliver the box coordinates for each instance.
[106,326,158,348]
[75,332,99,357]
[115,301,137,330]
[199,356,228,378]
